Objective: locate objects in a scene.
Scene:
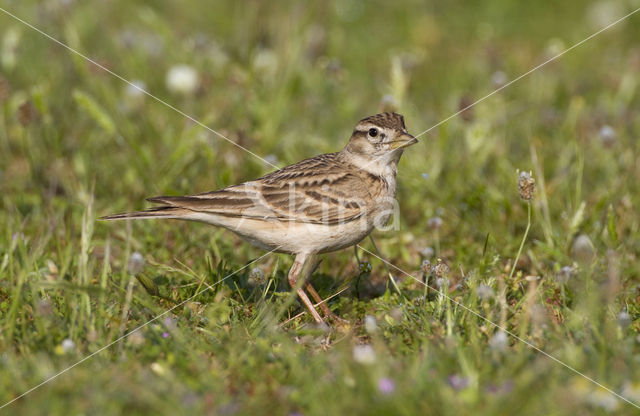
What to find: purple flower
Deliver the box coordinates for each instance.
[448,374,469,391]
[162,332,170,338]
[486,380,514,395]
[378,378,395,395]
[164,316,177,331]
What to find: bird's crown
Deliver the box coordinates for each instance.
[355,112,406,131]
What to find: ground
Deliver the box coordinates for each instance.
[1,0,640,414]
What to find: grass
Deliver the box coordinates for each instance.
[1,0,640,414]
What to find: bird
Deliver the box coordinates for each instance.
[100,112,417,324]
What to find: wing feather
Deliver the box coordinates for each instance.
[146,153,377,225]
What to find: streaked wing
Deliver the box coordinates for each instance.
[147,153,373,225]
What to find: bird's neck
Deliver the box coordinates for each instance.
[340,149,400,180]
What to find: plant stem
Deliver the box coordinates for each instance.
[508,201,532,281]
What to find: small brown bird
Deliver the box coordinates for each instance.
[101,112,417,324]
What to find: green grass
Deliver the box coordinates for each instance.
[1,0,640,414]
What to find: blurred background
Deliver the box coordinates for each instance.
[1,0,639,414]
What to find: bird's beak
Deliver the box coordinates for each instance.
[390,133,418,149]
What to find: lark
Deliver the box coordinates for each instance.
[101,112,417,324]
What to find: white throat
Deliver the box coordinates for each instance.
[344,150,400,179]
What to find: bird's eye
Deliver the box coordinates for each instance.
[368,128,378,138]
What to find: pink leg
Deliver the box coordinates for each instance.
[288,253,323,323]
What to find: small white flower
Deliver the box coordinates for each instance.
[248,267,266,285]
[359,262,372,273]
[586,388,619,411]
[427,216,443,230]
[380,94,397,111]
[61,338,76,353]
[599,125,616,147]
[545,38,566,57]
[223,151,240,167]
[556,265,574,284]
[420,259,432,274]
[491,71,507,88]
[264,154,279,166]
[588,1,624,30]
[489,331,508,352]
[617,310,631,329]
[420,246,434,258]
[621,382,640,403]
[166,65,199,95]
[128,252,145,275]
[571,234,596,263]
[364,315,377,334]
[249,267,265,279]
[126,80,147,99]
[352,344,376,365]
[476,284,494,300]
[253,49,278,76]
[150,362,166,376]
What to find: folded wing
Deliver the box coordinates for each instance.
[147,153,372,225]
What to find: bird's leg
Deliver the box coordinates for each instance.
[288,253,324,323]
[303,257,348,323]
[305,282,346,322]
[301,257,334,317]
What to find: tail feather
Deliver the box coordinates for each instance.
[99,206,191,221]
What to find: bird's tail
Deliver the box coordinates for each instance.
[99,206,191,221]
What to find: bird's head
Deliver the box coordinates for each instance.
[342,112,417,172]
